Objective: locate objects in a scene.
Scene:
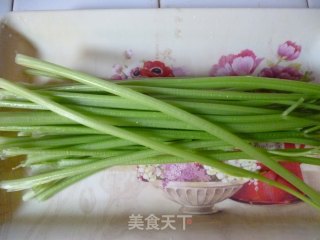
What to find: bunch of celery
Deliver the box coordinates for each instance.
[0,54,320,209]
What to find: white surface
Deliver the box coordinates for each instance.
[13,0,158,11]
[308,0,320,7]
[160,0,308,8]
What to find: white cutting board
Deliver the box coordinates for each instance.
[0,9,320,240]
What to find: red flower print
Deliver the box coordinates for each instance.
[277,41,301,61]
[139,61,174,78]
[210,49,263,76]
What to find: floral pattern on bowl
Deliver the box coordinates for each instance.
[152,180,246,214]
[138,162,258,213]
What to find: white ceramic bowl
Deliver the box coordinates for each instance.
[153,180,246,214]
[301,164,320,193]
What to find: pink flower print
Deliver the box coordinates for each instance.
[124,49,133,59]
[130,67,142,78]
[113,64,123,74]
[259,65,303,80]
[162,163,210,183]
[277,41,301,61]
[210,50,263,76]
[111,74,127,80]
[111,64,127,80]
[172,67,188,77]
